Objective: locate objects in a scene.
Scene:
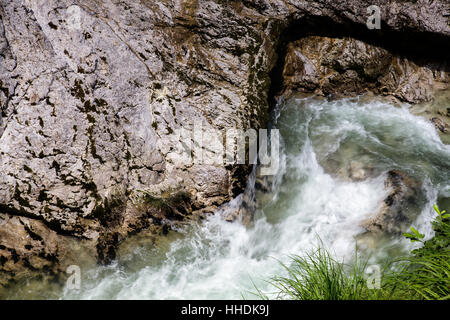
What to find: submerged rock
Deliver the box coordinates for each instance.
[322,156,377,182]
[348,161,374,182]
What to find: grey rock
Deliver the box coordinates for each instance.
[282,36,449,103]
[0,0,449,284]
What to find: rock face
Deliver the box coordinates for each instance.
[0,213,97,286]
[282,36,449,103]
[0,0,449,284]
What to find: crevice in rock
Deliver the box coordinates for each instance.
[267,15,450,111]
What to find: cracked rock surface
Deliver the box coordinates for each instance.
[0,0,449,285]
[282,36,449,103]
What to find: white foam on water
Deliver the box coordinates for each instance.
[61,96,450,300]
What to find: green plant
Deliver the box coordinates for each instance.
[250,205,449,300]
[403,204,448,243]
[433,204,450,220]
[387,205,450,300]
[383,251,450,300]
[251,248,380,300]
[403,226,425,243]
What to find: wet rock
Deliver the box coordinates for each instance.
[431,117,448,133]
[361,170,422,235]
[0,213,96,287]
[221,182,256,225]
[219,168,272,225]
[348,160,375,182]
[323,156,376,182]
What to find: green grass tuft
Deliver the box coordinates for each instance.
[262,249,374,300]
[251,206,450,300]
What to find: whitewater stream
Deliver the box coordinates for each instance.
[7,95,450,299]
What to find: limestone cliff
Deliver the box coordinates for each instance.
[0,0,449,285]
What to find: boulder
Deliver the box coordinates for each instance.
[282,36,449,103]
[361,170,422,235]
[431,117,448,133]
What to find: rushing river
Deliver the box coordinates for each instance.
[6,95,450,299]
